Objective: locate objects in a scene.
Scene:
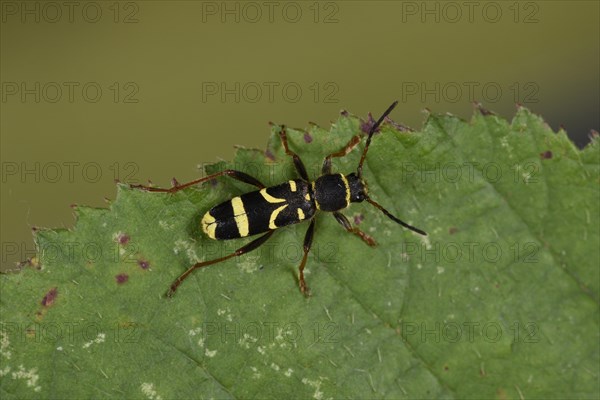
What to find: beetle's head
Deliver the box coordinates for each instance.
[346,173,368,203]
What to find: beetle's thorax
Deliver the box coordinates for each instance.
[311,173,367,212]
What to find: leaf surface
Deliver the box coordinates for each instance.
[1,107,598,399]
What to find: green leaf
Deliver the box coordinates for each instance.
[1,106,598,399]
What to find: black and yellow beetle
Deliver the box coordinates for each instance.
[132,101,427,297]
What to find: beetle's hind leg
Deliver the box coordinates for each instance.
[166,230,274,297]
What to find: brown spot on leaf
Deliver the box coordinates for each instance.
[115,273,129,284]
[41,287,58,307]
[116,233,130,245]
[540,150,553,159]
[16,257,41,270]
[138,259,150,270]
[265,149,276,161]
[360,113,378,135]
[303,132,313,143]
[353,214,364,225]
[449,227,458,235]
[496,388,508,400]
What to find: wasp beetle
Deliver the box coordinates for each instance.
[132,101,427,297]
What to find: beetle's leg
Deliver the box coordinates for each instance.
[298,219,316,296]
[130,169,265,193]
[278,125,310,181]
[321,135,361,175]
[166,230,274,297]
[333,211,376,247]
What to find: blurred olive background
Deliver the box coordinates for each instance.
[1,1,598,271]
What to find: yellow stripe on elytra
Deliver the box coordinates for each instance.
[260,188,286,204]
[340,174,351,206]
[231,197,249,237]
[297,208,305,220]
[311,181,320,210]
[201,212,217,239]
[269,204,288,229]
[289,180,297,192]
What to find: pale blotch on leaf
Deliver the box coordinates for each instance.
[0,330,12,360]
[11,365,41,393]
[82,333,106,349]
[140,383,162,400]
[205,348,217,358]
[173,239,200,263]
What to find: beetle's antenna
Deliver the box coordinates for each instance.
[365,196,427,236]
[357,100,399,178]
